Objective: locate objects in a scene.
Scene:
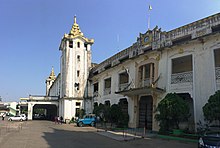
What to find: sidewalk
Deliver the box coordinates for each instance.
[96,128,157,141]
[95,127,198,143]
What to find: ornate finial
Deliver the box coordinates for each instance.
[69,15,83,37]
[74,15,77,24]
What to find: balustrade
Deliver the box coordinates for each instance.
[104,88,111,95]
[171,71,193,84]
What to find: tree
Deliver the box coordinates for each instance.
[75,109,85,118]
[203,90,220,124]
[155,93,190,133]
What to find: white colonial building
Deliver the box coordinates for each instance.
[24,13,220,131]
[86,13,220,131]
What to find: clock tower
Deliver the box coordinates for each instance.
[59,16,94,119]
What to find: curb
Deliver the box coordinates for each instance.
[157,134,198,143]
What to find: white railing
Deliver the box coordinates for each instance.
[171,71,193,84]
[104,88,111,95]
[216,67,220,80]
[118,83,129,91]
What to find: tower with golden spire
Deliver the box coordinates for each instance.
[58,16,94,120]
[46,67,56,96]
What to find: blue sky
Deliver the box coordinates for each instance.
[0,0,220,102]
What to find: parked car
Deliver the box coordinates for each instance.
[8,114,27,121]
[77,114,96,127]
[33,114,46,120]
[198,126,220,148]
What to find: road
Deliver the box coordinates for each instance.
[0,120,197,148]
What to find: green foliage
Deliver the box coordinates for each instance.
[75,109,85,118]
[93,103,129,127]
[93,103,110,122]
[203,90,220,123]
[155,93,190,133]
[109,104,122,124]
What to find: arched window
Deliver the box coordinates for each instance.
[77,42,80,48]
[77,55,80,61]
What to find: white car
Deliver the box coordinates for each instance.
[8,114,27,121]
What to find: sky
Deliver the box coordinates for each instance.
[0,0,220,102]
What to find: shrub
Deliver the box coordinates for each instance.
[203,90,220,124]
[155,93,190,133]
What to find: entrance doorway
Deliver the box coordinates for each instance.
[33,104,57,120]
[139,96,153,130]
[119,98,128,115]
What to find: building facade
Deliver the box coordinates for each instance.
[47,13,220,131]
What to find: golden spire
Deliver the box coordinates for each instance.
[69,15,83,36]
[48,67,56,80]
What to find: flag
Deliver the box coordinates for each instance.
[149,5,152,11]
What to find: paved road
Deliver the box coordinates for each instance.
[0,120,197,148]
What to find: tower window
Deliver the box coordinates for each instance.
[77,70,80,77]
[76,102,81,106]
[84,43,87,50]
[77,55,80,61]
[69,41,73,48]
[77,42,80,48]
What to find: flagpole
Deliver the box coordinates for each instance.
[148,5,152,30]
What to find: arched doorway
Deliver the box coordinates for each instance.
[33,104,57,120]
[139,96,153,130]
[119,98,128,115]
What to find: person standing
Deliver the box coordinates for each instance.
[60,116,63,124]
[2,113,6,120]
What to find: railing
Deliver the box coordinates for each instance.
[93,91,99,97]
[216,67,220,80]
[138,77,154,87]
[171,71,193,84]
[104,88,111,95]
[118,83,130,91]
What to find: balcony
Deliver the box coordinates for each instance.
[139,77,154,87]
[119,83,130,91]
[104,88,111,95]
[93,91,99,97]
[171,71,193,84]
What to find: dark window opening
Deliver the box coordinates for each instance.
[84,43,88,50]
[119,72,129,84]
[77,71,80,77]
[93,83,99,92]
[77,42,80,48]
[172,55,192,74]
[76,102,81,106]
[214,48,220,67]
[69,41,73,48]
[212,24,220,33]
[77,55,80,61]
[104,78,111,89]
